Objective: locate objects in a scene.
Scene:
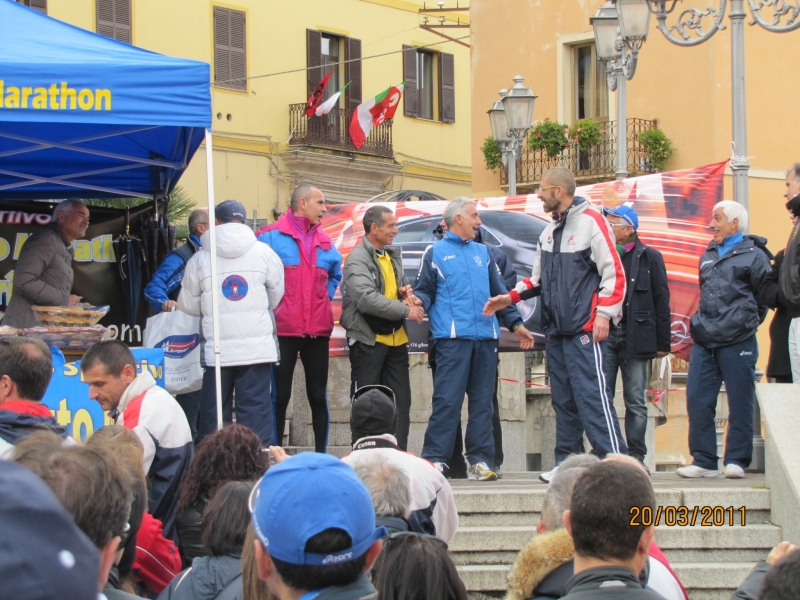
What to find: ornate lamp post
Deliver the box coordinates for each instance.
[591,1,651,180]
[488,76,538,195]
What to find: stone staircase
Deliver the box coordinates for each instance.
[449,473,781,600]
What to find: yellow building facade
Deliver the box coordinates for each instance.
[42,0,472,218]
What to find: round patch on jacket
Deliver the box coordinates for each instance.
[222,275,249,301]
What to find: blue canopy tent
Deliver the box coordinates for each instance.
[0,0,226,426]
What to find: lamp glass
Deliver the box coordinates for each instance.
[592,16,619,60]
[618,0,651,40]
[502,94,536,132]
[488,104,510,143]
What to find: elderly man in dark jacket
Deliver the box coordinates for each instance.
[341,205,424,450]
[677,201,771,480]
[601,206,671,470]
[3,199,89,328]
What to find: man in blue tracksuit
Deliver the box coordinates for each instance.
[143,208,208,439]
[415,198,534,481]
[677,201,771,479]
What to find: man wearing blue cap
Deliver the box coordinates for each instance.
[601,205,671,471]
[250,452,387,599]
[179,199,285,445]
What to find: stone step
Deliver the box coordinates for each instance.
[282,445,351,458]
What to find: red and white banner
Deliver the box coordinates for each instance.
[321,161,727,358]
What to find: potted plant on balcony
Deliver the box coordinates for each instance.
[638,127,674,172]
[568,119,605,151]
[527,119,569,159]
[481,136,503,172]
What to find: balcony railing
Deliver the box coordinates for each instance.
[288,103,394,158]
[501,118,658,188]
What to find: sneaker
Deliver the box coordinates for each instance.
[494,465,503,480]
[432,462,451,479]
[676,465,721,478]
[725,464,745,479]
[539,466,558,483]
[468,462,498,481]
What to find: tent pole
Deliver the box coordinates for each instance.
[204,129,223,431]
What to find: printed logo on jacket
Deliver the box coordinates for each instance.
[222,275,248,301]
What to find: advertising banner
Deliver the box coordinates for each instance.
[41,347,165,443]
[321,162,726,358]
[0,201,154,343]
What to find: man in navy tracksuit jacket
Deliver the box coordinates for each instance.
[486,167,628,477]
[415,198,534,481]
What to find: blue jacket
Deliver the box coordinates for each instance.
[144,235,202,312]
[415,232,522,340]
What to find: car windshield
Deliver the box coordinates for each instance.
[479,211,546,243]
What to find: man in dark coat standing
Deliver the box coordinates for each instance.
[601,206,671,470]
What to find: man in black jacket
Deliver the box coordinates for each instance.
[759,248,794,383]
[677,201,771,480]
[601,206,670,470]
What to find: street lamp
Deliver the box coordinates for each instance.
[487,76,538,195]
[591,1,650,180]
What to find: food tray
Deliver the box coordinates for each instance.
[23,326,112,350]
[0,326,20,338]
[31,304,110,327]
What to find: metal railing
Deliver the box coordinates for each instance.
[501,118,658,187]
[288,103,394,158]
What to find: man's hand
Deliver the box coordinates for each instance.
[767,541,798,565]
[398,285,413,299]
[656,351,670,359]
[162,300,178,312]
[593,315,610,343]
[402,293,422,307]
[268,445,290,465]
[514,325,534,350]
[484,294,512,316]
[407,305,424,324]
[67,295,82,306]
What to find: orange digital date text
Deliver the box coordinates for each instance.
[629,506,746,527]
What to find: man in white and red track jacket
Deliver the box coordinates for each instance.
[81,340,192,543]
[485,166,628,478]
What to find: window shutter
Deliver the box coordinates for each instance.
[345,37,362,110]
[439,52,455,123]
[307,29,322,99]
[113,0,131,44]
[96,0,130,44]
[229,10,246,90]
[402,45,418,118]
[214,7,231,87]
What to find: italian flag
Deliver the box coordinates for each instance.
[349,83,404,150]
[315,82,350,117]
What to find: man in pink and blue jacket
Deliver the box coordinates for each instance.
[257,185,342,452]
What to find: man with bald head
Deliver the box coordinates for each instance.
[258,185,342,452]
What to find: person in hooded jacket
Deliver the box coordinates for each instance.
[677,201,771,480]
[179,200,285,446]
[0,337,75,458]
[158,480,252,600]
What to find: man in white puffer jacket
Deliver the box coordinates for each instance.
[179,200,284,445]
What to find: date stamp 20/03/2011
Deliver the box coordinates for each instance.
[629,506,747,527]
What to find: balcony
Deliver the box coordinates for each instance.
[500,118,658,189]
[288,103,394,158]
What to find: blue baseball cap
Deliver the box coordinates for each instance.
[602,205,639,230]
[250,452,387,566]
[216,199,247,223]
[0,460,99,600]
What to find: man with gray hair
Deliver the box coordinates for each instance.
[144,207,209,438]
[678,200,771,479]
[3,199,89,327]
[350,453,413,535]
[414,197,533,481]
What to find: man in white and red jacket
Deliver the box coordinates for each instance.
[257,185,342,453]
[485,166,627,481]
[82,340,192,543]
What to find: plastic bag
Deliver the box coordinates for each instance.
[143,310,203,395]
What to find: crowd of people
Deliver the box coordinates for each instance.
[3,167,800,599]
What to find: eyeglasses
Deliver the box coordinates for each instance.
[383,530,448,550]
[117,522,131,546]
[537,185,559,195]
[609,223,630,228]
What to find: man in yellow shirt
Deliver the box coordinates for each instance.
[341,206,424,450]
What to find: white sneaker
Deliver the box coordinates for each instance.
[539,466,559,483]
[725,464,745,479]
[676,465,721,478]
[468,461,498,481]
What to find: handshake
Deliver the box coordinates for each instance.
[398,285,424,324]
